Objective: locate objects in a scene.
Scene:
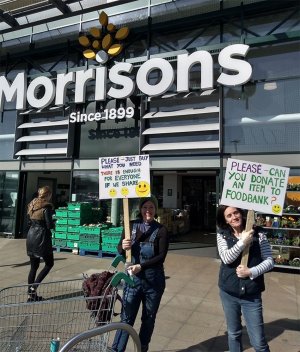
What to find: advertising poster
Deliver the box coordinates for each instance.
[99,154,151,199]
[220,158,289,215]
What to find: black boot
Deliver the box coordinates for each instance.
[27,286,43,302]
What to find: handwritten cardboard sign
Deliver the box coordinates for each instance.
[99,154,151,199]
[220,158,289,215]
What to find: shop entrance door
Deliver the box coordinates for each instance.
[182,176,216,231]
[15,171,71,238]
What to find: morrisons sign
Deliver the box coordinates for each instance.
[0,44,252,112]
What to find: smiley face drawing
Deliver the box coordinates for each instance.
[135,181,150,197]
[272,204,282,214]
[109,188,117,197]
[121,187,129,197]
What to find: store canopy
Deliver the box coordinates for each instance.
[0,0,136,34]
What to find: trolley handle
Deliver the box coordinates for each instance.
[111,272,134,287]
[111,254,126,268]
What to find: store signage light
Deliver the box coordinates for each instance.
[0,44,252,112]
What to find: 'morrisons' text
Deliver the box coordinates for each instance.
[0,44,252,111]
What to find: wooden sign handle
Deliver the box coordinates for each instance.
[240,210,255,266]
[123,198,131,263]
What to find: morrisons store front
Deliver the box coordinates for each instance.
[0,0,299,243]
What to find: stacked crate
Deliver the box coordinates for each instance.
[53,208,68,248]
[67,203,93,249]
[79,225,102,251]
[53,203,92,250]
[101,226,123,254]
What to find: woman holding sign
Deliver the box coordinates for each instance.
[216,205,274,352]
[112,195,169,352]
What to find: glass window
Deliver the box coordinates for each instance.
[79,98,140,158]
[0,171,19,235]
[0,110,17,160]
[223,77,300,153]
[249,42,300,81]
[152,175,163,208]
[72,170,110,221]
[150,25,220,55]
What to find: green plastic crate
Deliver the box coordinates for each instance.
[109,227,124,234]
[56,218,68,225]
[80,233,101,243]
[79,226,101,235]
[67,226,81,233]
[101,229,110,236]
[68,210,81,218]
[54,232,67,239]
[54,239,67,247]
[67,240,79,248]
[67,233,80,241]
[102,243,118,253]
[55,225,68,233]
[67,202,92,211]
[56,209,68,218]
[68,218,87,226]
[79,241,101,251]
[101,235,121,244]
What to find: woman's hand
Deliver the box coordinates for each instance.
[122,239,132,250]
[241,229,254,246]
[236,264,251,278]
[127,264,142,276]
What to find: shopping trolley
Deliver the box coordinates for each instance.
[0,255,135,352]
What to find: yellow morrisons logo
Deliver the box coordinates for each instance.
[78,11,129,64]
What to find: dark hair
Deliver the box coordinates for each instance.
[137,195,158,219]
[216,205,245,231]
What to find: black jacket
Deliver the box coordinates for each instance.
[218,227,265,298]
[26,206,54,258]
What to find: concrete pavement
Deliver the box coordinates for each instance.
[0,238,299,351]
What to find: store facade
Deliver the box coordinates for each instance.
[0,0,299,241]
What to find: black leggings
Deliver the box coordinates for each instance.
[28,253,54,291]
